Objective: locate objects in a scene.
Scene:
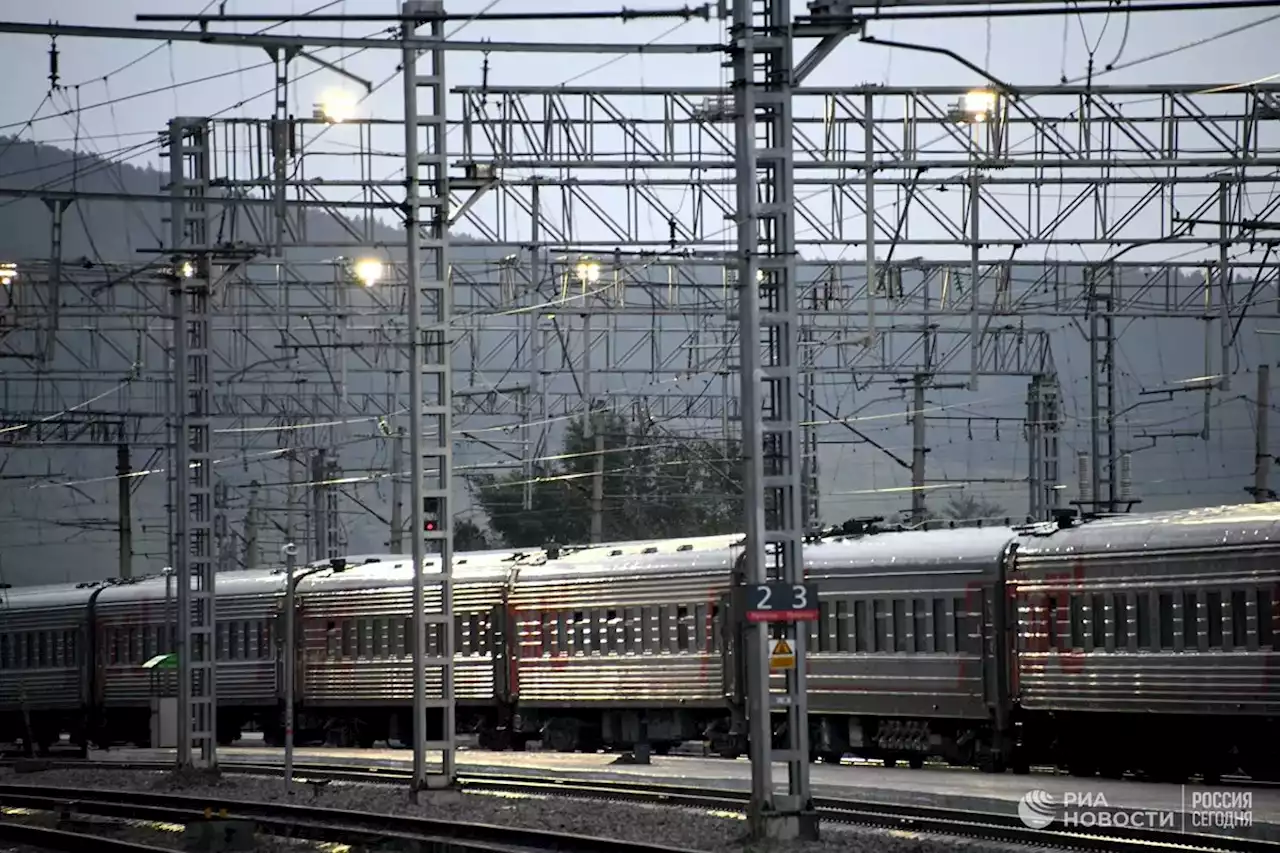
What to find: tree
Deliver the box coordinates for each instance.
[454,517,492,551]
[470,411,743,547]
[940,493,1007,523]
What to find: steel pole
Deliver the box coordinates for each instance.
[282,542,298,794]
[402,30,428,797]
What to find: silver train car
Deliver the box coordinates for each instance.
[1007,503,1280,782]
[0,503,1275,782]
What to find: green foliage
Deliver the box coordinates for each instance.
[454,517,492,551]
[940,492,1007,522]
[470,411,743,547]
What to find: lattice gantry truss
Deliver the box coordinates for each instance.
[0,78,1277,571]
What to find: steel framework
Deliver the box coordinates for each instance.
[0,19,1275,797]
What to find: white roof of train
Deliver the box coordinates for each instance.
[1014,502,1280,557]
[807,525,1017,572]
[0,580,105,612]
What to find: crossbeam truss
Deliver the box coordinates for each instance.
[0,80,1275,567]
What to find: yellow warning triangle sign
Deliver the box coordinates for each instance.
[769,638,795,669]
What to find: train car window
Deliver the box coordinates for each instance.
[1258,589,1274,648]
[953,598,972,654]
[555,612,567,655]
[708,605,720,654]
[690,606,706,653]
[872,601,887,652]
[66,631,76,665]
[395,618,407,658]
[661,607,675,654]
[1158,593,1174,649]
[0,634,8,669]
[354,620,366,658]
[538,612,551,657]
[677,606,690,652]
[1230,590,1248,647]
[36,631,47,667]
[818,600,832,652]
[230,623,241,661]
[1068,597,1083,650]
[1136,594,1150,648]
[372,618,384,658]
[892,600,907,652]
[620,608,635,655]
[1206,591,1223,648]
[831,601,847,653]
[1183,592,1199,650]
[1091,595,1106,650]
[929,599,943,653]
[1046,596,1059,649]
[853,600,868,652]
[912,600,928,653]
[476,613,487,656]
[325,621,338,659]
[342,620,355,658]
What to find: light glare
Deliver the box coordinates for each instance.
[353,258,384,287]
[319,89,359,124]
[575,261,601,283]
[961,89,997,123]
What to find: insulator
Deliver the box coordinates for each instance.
[1118,453,1133,501]
[1077,452,1093,504]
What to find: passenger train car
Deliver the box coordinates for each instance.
[0,504,1275,782]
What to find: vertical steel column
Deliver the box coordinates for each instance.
[166,117,217,769]
[910,375,927,525]
[731,0,815,840]
[402,0,456,794]
[1086,270,1115,513]
[1255,364,1271,502]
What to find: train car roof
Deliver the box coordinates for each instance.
[95,568,289,605]
[568,533,745,559]
[295,549,529,594]
[1013,502,1280,557]
[0,580,104,612]
[518,541,741,582]
[806,525,1018,572]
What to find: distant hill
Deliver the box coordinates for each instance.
[0,138,1273,585]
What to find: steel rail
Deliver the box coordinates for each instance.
[0,785,703,853]
[0,770,1273,853]
[0,820,174,853]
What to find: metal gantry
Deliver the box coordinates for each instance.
[402,0,457,792]
[730,0,816,839]
[165,117,218,769]
[0,20,1276,586]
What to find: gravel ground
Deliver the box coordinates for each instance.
[0,766,1076,853]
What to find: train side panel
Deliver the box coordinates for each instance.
[796,527,1016,767]
[0,583,96,750]
[509,543,739,752]
[1010,503,1280,780]
[294,556,511,746]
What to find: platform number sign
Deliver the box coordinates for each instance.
[736,582,820,623]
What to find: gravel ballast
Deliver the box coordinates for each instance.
[0,766,1076,853]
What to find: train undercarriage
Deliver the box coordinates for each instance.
[7,702,1277,786]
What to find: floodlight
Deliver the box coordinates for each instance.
[958,89,996,124]
[0,262,17,287]
[575,260,601,284]
[179,261,196,279]
[317,89,359,124]
[352,258,384,287]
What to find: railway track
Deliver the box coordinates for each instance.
[0,760,1276,852]
[0,784,702,853]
